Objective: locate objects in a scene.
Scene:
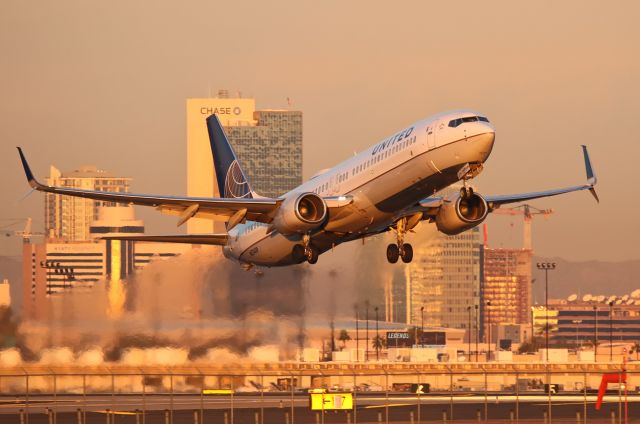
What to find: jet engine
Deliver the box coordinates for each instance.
[435,192,489,235]
[273,192,328,235]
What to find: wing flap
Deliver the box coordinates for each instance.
[101,234,228,245]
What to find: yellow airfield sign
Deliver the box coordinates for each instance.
[309,392,354,410]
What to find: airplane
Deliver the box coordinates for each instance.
[17,110,598,267]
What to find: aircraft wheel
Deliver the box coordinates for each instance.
[401,243,413,263]
[386,244,399,264]
[292,244,306,263]
[460,186,473,199]
[307,246,319,264]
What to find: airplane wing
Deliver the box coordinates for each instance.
[484,145,598,207]
[408,145,598,219]
[101,234,228,245]
[17,147,281,224]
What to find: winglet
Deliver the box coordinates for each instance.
[581,145,599,203]
[16,147,43,190]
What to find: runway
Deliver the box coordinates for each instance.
[1,393,638,423]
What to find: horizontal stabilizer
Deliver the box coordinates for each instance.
[101,234,228,245]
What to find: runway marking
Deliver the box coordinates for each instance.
[363,403,412,409]
[95,410,136,415]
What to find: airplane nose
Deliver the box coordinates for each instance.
[475,130,495,162]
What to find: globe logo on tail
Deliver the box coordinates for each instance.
[224,160,252,198]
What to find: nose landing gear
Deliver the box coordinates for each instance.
[460,185,474,199]
[386,217,414,264]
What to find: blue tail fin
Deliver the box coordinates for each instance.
[206,114,254,199]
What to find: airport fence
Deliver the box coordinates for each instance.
[1,363,639,423]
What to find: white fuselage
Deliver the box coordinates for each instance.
[224,110,495,266]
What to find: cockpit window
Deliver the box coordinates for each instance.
[448,116,490,127]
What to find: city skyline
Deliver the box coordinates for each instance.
[1,1,638,263]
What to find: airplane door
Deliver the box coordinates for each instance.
[426,123,436,149]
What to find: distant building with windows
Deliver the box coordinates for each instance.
[22,206,191,320]
[45,165,131,242]
[482,248,532,330]
[405,223,482,332]
[539,298,640,347]
[186,91,303,234]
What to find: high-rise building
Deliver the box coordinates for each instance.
[23,206,191,320]
[405,224,482,331]
[186,92,303,234]
[45,165,131,241]
[483,248,532,329]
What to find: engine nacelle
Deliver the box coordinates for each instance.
[273,192,328,235]
[435,192,489,235]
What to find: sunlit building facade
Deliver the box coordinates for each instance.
[23,206,191,320]
[540,299,640,346]
[483,248,532,330]
[45,165,131,241]
[186,92,302,234]
[405,225,482,331]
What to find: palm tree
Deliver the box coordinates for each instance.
[338,329,351,351]
[372,335,386,351]
[630,341,640,360]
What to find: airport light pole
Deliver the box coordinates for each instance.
[375,306,379,361]
[475,305,479,362]
[365,300,369,362]
[609,301,614,361]
[537,262,556,362]
[486,301,492,360]
[572,319,582,349]
[467,306,472,358]
[530,306,535,344]
[420,306,424,345]
[354,304,359,362]
[593,305,598,361]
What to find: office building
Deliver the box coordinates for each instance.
[22,206,191,320]
[45,165,131,241]
[405,223,482,332]
[186,92,303,234]
[542,296,640,347]
[483,248,532,330]
[384,268,408,323]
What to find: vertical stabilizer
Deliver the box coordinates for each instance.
[206,114,254,199]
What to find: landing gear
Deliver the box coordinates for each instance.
[401,243,413,263]
[292,234,319,264]
[307,246,319,264]
[386,217,414,264]
[292,244,306,263]
[460,185,474,199]
[386,244,399,263]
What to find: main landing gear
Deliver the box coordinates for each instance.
[292,234,319,264]
[386,217,413,264]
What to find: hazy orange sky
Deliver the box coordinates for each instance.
[1,1,638,261]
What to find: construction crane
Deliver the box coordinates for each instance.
[3,218,44,243]
[492,204,553,251]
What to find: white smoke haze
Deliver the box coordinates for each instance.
[7,228,412,369]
